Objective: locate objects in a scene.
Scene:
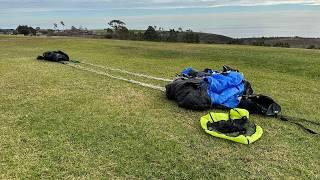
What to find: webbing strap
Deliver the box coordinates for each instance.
[65,62,166,92]
[278,115,319,135]
[280,115,320,126]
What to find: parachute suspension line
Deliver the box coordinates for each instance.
[81,61,173,82]
[65,63,166,92]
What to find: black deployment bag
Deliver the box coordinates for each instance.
[238,95,319,134]
[166,78,212,110]
[37,51,69,62]
[238,95,281,116]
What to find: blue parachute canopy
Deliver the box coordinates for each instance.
[180,67,245,108]
[204,71,245,108]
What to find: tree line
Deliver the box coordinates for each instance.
[14,19,200,43]
[103,20,200,43]
[11,20,320,49]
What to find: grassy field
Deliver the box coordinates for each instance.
[0,35,319,179]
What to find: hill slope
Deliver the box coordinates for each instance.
[0,36,319,179]
[241,37,320,48]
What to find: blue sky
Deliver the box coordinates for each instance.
[1,0,320,37]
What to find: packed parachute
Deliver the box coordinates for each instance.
[36,51,319,144]
[165,65,281,116]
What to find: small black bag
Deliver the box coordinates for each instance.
[37,51,69,62]
[166,78,212,110]
[239,95,320,134]
[238,95,281,116]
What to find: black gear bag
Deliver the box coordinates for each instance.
[37,50,69,62]
[238,95,281,116]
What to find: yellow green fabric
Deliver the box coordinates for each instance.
[200,108,263,144]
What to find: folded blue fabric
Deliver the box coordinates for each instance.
[204,72,244,108]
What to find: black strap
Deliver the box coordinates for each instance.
[278,115,319,135]
[280,115,320,126]
[209,112,215,122]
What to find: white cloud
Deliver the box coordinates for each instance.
[1,0,320,10]
[1,0,319,37]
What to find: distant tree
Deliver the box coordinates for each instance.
[167,29,178,42]
[178,27,183,32]
[108,20,126,31]
[60,21,65,30]
[144,26,159,41]
[284,43,290,48]
[28,26,36,35]
[252,41,269,46]
[71,26,78,31]
[104,34,113,39]
[16,25,36,35]
[228,39,244,45]
[106,28,113,34]
[16,25,29,35]
[137,32,144,41]
[273,42,290,48]
[128,31,137,40]
[53,23,58,30]
[47,29,54,36]
[183,32,200,43]
[35,27,41,31]
[103,28,113,38]
[117,26,129,39]
[107,20,128,39]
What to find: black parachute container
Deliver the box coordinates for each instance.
[37,51,69,62]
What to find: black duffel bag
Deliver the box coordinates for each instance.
[37,50,69,62]
[166,78,212,110]
[238,94,281,116]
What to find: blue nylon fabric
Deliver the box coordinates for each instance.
[180,67,245,108]
[182,67,193,77]
[204,72,245,108]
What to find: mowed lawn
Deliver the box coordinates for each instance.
[0,35,319,179]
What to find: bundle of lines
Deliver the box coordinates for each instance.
[65,61,171,92]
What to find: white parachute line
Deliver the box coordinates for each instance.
[81,61,173,82]
[65,63,166,92]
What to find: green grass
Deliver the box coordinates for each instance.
[0,35,319,179]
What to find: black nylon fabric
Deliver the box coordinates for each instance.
[238,95,281,116]
[183,69,212,78]
[166,65,255,111]
[222,65,240,72]
[166,78,212,110]
[37,51,69,62]
[207,118,257,137]
[243,81,254,96]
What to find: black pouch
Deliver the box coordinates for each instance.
[165,78,212,110]
[238,95,281,116]
[37,50,69,62]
